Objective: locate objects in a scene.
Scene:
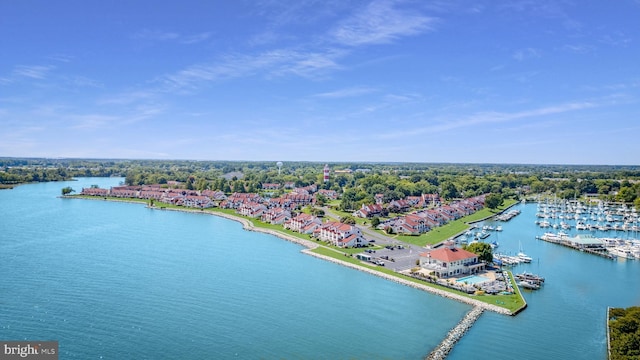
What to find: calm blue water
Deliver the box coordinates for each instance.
[450,202,640,360]
[1,178,469,359]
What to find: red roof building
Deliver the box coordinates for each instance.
[419,243,485,278]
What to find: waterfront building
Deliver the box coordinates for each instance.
[260,207,291,225]
[182,195,215,208]
[237,202,267,218]
[566,234,607,251]
[284,213,322,234]
[419,242,485,278]
[80,187,109,196]
[313,221,367,248]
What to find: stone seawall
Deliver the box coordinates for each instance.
[207,210,320,250]
[152,206,513,316]
[303,250,512,316]
[71,199,517,316]
[426,306,484,360]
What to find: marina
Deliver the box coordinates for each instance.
[533,199,640,236]
[449,202,639,360]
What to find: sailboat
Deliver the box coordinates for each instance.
[517,240,533,263]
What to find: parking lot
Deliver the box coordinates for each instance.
[366,245,422,272]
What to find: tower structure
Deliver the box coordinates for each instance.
[323,164,330,182]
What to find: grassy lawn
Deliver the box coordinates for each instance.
[395,221,470,246]
[71,195,149,204]
[391,199,519,247]
[206,208,379,255]
[327,208,369,225]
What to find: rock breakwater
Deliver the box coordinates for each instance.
[426,306,484,360]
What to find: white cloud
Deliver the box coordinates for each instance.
[158,48,343,91]
[331,0,436,46]
[512,48,541,61]
[313,87,376,99]
[13,65,55,79]
[181,32,212,44]
[376,101,598,140]
[132,29,211,44]
[562,44,595,54]
[599,32,632,47]
[47,54,74,63]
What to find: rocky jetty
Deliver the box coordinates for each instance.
[426,306,484,360]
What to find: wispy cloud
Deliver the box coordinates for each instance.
[562,44,595,54]
[330,0,436,46]
[68,104,165,130]
[599,32,632,47]
[47,54,74,63]
[376,101,598,140]
[69,114,120,130]
[13,65,55,79]
[132,29,211,44]
[512,48,541,61]
[181,32,212,44]
[158,48,343,92]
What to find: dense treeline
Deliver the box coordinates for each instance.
[609,306,640,359]
[1,158,640,207]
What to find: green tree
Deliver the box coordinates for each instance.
[370,217,381,227]
[340,216,356,225]
[440,182,459,200]
[484,193,503,210]
[61,186,75,195]
[463,242,493,263]
[311,208,325,217]
[315,193,327,206]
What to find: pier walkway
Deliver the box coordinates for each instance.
[426,306,484,360]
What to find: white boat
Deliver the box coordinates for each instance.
[518,280,540,290]
[517,252,533,263]
[518,241,533,262]
[609,246,636,259]
[576,221,588,230]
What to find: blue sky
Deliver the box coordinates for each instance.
[1,1,639,165]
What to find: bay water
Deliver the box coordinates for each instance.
[1,178,470,359]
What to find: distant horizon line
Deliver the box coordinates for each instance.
[1,156,639,168]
